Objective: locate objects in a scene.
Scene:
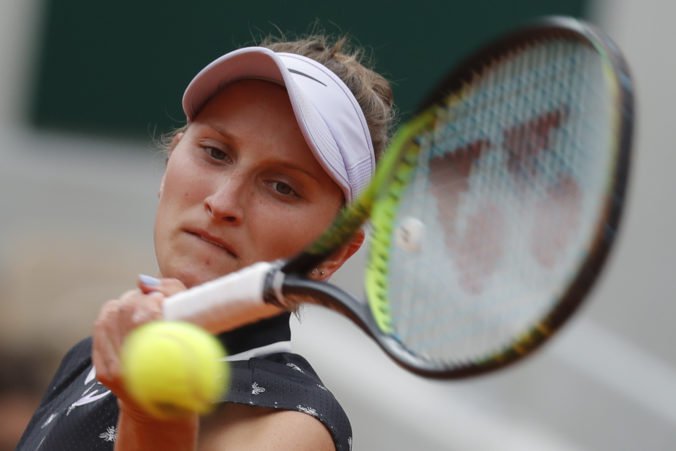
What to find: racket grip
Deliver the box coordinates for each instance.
[162,262,283,334]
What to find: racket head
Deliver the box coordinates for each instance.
[364,16,634,378]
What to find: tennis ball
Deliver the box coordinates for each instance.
[121,321,229,419]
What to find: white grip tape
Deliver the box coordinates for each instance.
[162,261,282,334]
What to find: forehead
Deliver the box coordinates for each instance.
[196,79,291,118]
[187,80,335,174]
[191,80,286,129]
[190,80,307,145]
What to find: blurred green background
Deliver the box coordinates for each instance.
[31,0,587,138]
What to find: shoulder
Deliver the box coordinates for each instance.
[36,337,93,405]
[213,352,352,451]
[200,403,334,451]
[17,337,120,451]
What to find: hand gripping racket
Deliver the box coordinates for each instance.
[161,16,634,379]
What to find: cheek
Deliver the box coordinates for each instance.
[250,202,340,260]
[159,160,207,210]
[154,163,205,241]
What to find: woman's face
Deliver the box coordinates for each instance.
[154,80,345,287]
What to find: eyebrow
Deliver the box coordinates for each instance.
[202,121,239,145]
[274,161,324,185]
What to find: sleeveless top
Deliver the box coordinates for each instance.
[16,314,352,450]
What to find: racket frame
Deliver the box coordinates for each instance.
[165,16,634,380]
[281,16,634,378]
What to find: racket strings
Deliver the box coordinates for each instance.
[374,39,615,365]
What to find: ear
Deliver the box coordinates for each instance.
[159,132,184,198]
[158,173,167,198]
[312,229,365,280]
[169,131,184,151]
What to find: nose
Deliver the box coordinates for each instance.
[204,176,246,225]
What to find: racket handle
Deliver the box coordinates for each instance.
[162,262,283,334]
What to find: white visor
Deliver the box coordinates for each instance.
[182,46,375,202]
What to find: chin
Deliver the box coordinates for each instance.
[157,246,239,288]
[165,262,237,288]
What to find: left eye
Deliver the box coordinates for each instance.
[270,181,299,198]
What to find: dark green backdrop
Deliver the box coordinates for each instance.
[30,0,589,140]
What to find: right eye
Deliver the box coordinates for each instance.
[203,146,232,163]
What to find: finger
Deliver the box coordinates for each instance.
[138,276,187,297]
[130,291,165,324]
[156,278,187,296]
[95,290,141,371]
[138,274,161,294]
[113,290,145,352]
[92,299,124,387]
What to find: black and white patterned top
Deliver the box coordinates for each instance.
[17,314,352,450]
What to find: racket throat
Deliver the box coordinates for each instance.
[262,260,289,308]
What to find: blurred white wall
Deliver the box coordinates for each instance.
[1,1,675,450]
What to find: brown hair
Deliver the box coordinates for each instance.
[260,35,395,160]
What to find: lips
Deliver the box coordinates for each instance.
[185,228,238,258]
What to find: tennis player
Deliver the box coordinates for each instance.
[17,36,394,451]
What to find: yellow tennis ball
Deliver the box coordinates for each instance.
[121,321,229,419]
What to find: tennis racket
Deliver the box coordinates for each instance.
[161,16,634,379]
